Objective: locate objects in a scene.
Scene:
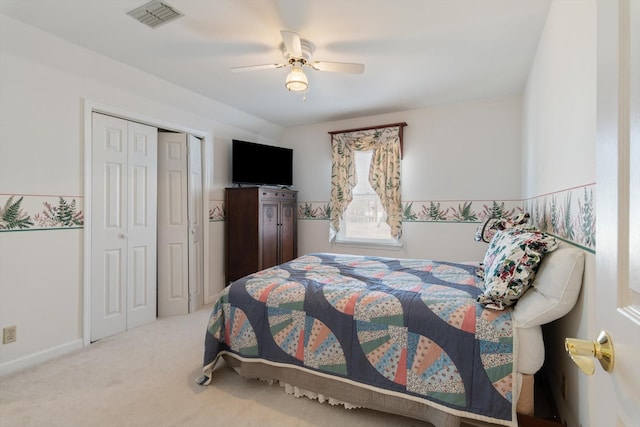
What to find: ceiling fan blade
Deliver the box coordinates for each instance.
[310,61,365,74]
[230,63,286,72]
[280,30,302,58]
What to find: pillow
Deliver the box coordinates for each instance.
[474,212,533,243]
[512,243,585,327]
[477,229,559,310]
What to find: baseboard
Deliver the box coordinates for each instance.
[0,339,83,376]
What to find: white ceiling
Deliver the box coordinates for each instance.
[0,0,551,128]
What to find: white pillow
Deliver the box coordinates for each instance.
[516,326,545,374]
[512,243,585,327]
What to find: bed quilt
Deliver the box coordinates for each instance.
[201,253,516,425]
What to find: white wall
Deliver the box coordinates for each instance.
[0,14,282,373]
[283,96,523,262]
[523,2,597,198]
[522,1,597,426]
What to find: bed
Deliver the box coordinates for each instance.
[198,230,585,427]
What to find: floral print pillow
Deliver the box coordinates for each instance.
[477,229,559,310]
[474,212,533,243]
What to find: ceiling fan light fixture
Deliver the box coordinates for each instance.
[285,66,308,92]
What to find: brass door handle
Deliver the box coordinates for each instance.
[565,330,614,375]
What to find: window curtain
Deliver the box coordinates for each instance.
[330,126,402,241]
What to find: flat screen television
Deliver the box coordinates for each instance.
[232,139,293,187]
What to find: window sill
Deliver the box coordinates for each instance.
[332,238,403,251]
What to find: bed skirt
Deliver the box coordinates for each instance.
[221,353,534,427]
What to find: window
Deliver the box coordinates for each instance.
[336,151,396,244]
[329,123,406,246]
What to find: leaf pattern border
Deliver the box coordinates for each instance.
[0,194,84,231]
[296,183,596,251]
[6,183,595,252]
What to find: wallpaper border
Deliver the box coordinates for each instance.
[0,194,84,232]
[2,184,596,253]
[523,183,595,253]
[297,199,524,223]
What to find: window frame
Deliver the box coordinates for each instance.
[328,122,407,247]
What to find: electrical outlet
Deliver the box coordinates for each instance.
[3,326,17,344]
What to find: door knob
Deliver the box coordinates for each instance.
[118,233,128,239]
[565,330,614,375]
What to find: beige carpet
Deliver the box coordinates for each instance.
[0,305,432,427]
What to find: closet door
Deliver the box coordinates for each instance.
[91,114,128,341]
[91,113,157,341]
[187,135,204,313]
[125,122,157,330]
[157,133,203,316]
[157,132,189,316]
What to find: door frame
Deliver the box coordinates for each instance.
[82,100,213,346]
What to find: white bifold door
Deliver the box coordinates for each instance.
[157,132,204,316]
[91,113,158,342]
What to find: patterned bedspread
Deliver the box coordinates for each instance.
[201,253,516,425]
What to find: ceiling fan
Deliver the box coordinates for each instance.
[230,30,365,93]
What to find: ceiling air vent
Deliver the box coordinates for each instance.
[127,0,183,29]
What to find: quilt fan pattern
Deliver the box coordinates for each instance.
[201,253,515,424]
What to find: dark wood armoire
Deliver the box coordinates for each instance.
[225,186,297,285]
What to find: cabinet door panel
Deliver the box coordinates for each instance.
[261,201,279,269]
[280,201,297,263]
